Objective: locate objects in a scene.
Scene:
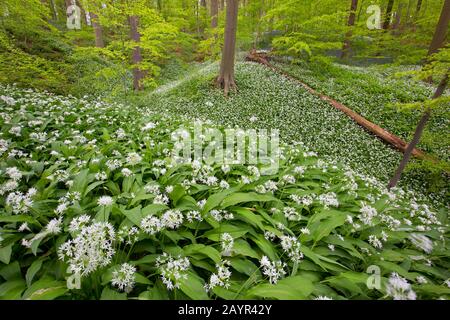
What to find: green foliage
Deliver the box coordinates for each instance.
[1,85,449,300]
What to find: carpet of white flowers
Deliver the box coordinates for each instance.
[0,84,450,300]
[272,60,450,163]
[145,62,448,205]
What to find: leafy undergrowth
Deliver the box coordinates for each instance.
[1,84,449,300]
[272,59,450,163]
[140,62,448,205]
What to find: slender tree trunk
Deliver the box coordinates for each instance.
[383,0,395,29]
[416,0,422,16]
[90,12,104,48]
[129,15,145,91]
[220,0,225,10]
[340,0,358,59]
[392,2,404,31]
[49,0,58,20]
[217,0,239,96]
[211,0,219,28]
[388,72,449,189]
[427,0,450,57]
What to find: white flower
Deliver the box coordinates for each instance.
[97,196,113,206]
[416,276,427,284]
[156,253,190,290]
[141,216,163,235]
[126,152,142,166]
[204,260,232,291]
[280,235,303,262]
[300,227,310,235]
[358,204,377,226]
[220,233,234,256]
[317,192,339,208]
[386,273,416,300]
[18,222,30,232]
[283,207,301,221]
[69,215,91,233]
[219,180,230,189]
[6,167,22,181]
[6,190,33,214]
[368,235,383,249]
[186,210,202,223]
[161,210,183,229]
[249,115,258,122]
[314,296,333,300]
[409,234,433,254]
[58,222,116,277]
[142,122,156,131]
[121,168,133,177]
[260,256,286,284]
[112,263,136,293]
[45,218,62,235]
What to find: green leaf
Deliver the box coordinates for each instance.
[221,192,279,208]
[100,287,127,300]
[26,258,44,287]
[0,244,13,264]
[0,279,27,300]
[233,239,260,259]
[184,244,221,264]
[0,261,22,281]
[120,206,142,226]
[178,272,209,300]
[246,276,314,299]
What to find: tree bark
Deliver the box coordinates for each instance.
[392,2,404,31]
[220,0,225,10]
[211,0,219,28]
[383,0,395,29]
[90,12,104,48]
[340,0,358,59]
[217,0,239,96]
[388,72,449,189]
[427,0,450,57]
[129,15,145,91]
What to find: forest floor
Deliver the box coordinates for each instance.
[134,60,449,208]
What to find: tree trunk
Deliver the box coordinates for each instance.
[383,0,395,29]
[340,0,358,59]
[211,0,219,28]
[129,15,145,91]
[49,0,58,20]
[388,72,449,189]
[220,0,225,10]
[90,12,104,48]
[392,2,404,31]
[427,0,450,57]
[217,0,239,96]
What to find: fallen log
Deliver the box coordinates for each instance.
[246,51,430,160]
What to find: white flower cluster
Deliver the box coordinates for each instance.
[210,209,234,222]
[280,235,303,262]
[408,233,433,254]
[58,222,116,277]
[386,272,416,300]
[317,192,339,208]
[220,233,234,256]
[283,207,301,221]
[204,260,232,292]
[111,263,136,293]
[260,256,286,284]
[5,188,36,214]
[156,253,190,290]
[140,209,184,235]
